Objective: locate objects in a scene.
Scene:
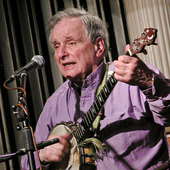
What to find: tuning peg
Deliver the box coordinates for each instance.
[142,49,147,55]
[152,42,158,45]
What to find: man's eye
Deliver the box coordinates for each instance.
[54,45,60,49]
[69,42,76,46]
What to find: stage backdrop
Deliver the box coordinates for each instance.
[0,0,169,169]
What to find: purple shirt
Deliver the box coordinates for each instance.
[21,62,170,170]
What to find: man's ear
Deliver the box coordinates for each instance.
[94,37,105,58]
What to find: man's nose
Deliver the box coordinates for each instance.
[58,45,67,60]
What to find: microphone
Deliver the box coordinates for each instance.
[0,138,60,163]
[36,138,60,150]
[19,137,60,154]
[5,55,45,84]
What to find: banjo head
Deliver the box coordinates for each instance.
[49,122,96,170]
[49,123,80,170]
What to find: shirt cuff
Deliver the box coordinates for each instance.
[141,73,165,98]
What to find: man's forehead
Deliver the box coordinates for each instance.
[52,18,86,43]
[56,17,83,29]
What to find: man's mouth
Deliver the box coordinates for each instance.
[63,62,76,67]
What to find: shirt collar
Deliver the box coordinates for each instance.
[68,61,105,90]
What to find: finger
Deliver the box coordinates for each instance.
[118,55,131,64]
[47,134,59,140]
[114,67,126,77]
[58,135,70,147]
[113,60,127,73]
[62,133,70,140]
[114,73,126,82]
[125,44,130,52]
[45,143,66,161]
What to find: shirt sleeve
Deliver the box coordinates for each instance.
[142,71,170,126]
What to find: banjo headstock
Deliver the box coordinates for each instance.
[128,28,157,56]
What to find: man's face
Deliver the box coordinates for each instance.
[51,17,102,86]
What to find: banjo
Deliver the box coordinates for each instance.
[49,28,157,170]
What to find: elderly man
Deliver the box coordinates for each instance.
[21,8,170,170]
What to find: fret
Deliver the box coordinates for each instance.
[83,115,89,127]
[108,75,117,89]
[98,93,104,103]
[107,79,113,88]
[81,119,88,130]
[76,124,86,142]
[88,109,94,117]
[77,129,81,139]
[74,126,80,138]
[102,88,108,98]
[104,83,110,93]
[79,124,85,136]
[107,79,114,91]
[87,107,97,121]
[95,98,101,108]
[83,113,93,129]
[73,129,78,139]
[90,105,98,119]
[102,86,110,96]
[94,100,99,111]
[101,92,108,101]
[88,111,93,120]
[76,132,81,142]
[81,106,97,130]
[110,75,117,85]
[96,98,103,109]
[85,114,91,125]
[76,125,85,141]
[89,106,97,117]
[84,112,93,127]
[100,90,107,99]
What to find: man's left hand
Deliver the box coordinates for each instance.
[113,53,153,89]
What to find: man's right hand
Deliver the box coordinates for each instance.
[39,134,70,164]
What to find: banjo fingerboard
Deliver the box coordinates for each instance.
[74,73,117,143]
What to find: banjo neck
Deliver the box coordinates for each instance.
[72,28,157,144]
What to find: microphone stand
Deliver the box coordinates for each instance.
[14,72,36,170]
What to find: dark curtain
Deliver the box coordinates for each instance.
[0,0,128,169]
